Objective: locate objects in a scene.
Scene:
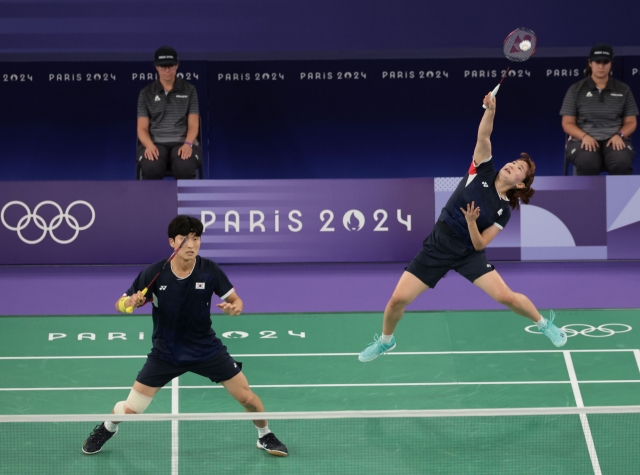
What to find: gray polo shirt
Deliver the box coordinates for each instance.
[137,78,199,144]
[560,77,638,141]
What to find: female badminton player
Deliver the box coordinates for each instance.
[83,215,288,457]
[359,92,567,362]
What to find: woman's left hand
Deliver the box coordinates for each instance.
[460,201,481,223]
[606,135,626,151]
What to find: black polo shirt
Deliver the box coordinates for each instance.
[126,256,234,365]
[137,78,199,144]
[560,77,638,141]
[438,157,511,251]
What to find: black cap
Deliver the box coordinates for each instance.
[589,44,613,61]
[154,46,179,66]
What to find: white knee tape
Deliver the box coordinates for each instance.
[123,389,153,414]
[113,401,127,415]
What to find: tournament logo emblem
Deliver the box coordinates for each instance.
[342,210,366,231]
[1,200,95,244]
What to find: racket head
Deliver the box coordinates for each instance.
[503,27,537,62]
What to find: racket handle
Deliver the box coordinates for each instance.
[482,84,501,109]
[123,288,149,313]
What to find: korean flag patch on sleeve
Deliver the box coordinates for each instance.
[195,283,205,289]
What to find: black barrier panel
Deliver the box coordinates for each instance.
[623,56,640,92]
[1,57,637,180]
[208,57,629,179]
[0,61,209,180]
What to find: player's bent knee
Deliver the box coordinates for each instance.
[116,388,154,414]
[237,390,258,408]
[389,293,411,309]
[495,290,515,306]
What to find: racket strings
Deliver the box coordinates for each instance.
[503,28,536,62]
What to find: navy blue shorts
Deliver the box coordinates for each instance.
[136,346,243,388]
[406,222,495,289]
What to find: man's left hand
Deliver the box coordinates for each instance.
[178,144,193,159]
[217,302,242,316]
[606,135,626,151]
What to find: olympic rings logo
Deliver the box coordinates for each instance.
[525,323,632,338]
[1,200,95,244]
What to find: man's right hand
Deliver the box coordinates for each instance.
[144,145,159,160]
[128,291,146,308]
[581,134,599,152]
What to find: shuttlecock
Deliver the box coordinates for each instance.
[520,40,532,52]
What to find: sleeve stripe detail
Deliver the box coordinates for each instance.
[469,156,492,174]
[220,288,235,300]
[493,223,504,230]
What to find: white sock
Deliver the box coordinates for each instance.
[380,334,393,344]
[257,425,271,438]
[104,420,118,433]
[536,316,546,329]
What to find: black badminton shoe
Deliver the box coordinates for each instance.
[82,423,117,454]
[257,432,288,457]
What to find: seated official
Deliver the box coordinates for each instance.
[560,44,638,175]
[137,46,201,179]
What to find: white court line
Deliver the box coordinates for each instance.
[1,348,639,360]
[564,351,602,475]
[634,350,640,374]
[3,379,640,392]
[171,378,179,475]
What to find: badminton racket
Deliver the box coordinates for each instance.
[124,237,188,312]
[483,27,537,109]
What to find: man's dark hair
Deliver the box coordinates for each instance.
[168,215,203,239]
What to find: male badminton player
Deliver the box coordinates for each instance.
[83,215,288,457]
[359,92,567,362]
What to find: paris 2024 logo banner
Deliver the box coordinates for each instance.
[177,179,435,263]
[0,182,177,265]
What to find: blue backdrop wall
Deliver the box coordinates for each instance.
[2,56,639,180]
[1,0,639,56]
[1,0,639,180]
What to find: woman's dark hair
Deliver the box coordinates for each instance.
[168,215,203,240]
[506,153,536,210]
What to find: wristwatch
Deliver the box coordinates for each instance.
[617,131,625,138]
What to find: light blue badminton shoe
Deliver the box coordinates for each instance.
[539,310,567,347]
[358,334,396,362]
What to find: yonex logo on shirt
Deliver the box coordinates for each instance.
[498,209,503,216]
[196,283,205,289]
[159,286,167,290]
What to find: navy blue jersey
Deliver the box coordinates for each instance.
[438,157,511,250]
[126,256,234,365]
